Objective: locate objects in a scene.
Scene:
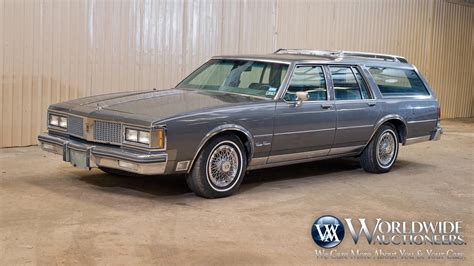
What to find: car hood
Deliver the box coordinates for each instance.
[49,88,269,125]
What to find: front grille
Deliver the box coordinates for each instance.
[68,115,84,137]
[94,120,122,144]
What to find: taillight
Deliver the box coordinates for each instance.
[437,107,441,120]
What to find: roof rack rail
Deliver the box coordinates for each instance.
[274,48,339,58]
[339,51,408,63]
[274,49,408,63]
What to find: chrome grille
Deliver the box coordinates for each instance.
[67,115,84,137]
[94,120,122,144]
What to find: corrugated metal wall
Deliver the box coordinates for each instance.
[0,0,473,148]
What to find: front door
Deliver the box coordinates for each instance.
[328,65,381,155]
[269,65,336,163]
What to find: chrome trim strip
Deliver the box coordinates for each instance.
[336,108,372,111]
[274,128,335,136]
[407,119,438,124]
[254,134,273,138]
[187,124,255,173]
[404,135,430,145]
[94,156,166,175]
[267,149,330,163]
[247,152,360,170]
[337,125,373,130]
[365,114,408,147]
[379,95,433,100]
[275,62,296,100]
[273,49,407,63]
[211,56,293,65]
[255,141,271,147]
[247,157,268,168]
[328,145,365,155]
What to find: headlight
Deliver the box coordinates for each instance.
[49,113,67,129]
[138,131,150,144]
[125,128,150,145]
[59,117,68,128]
[125,129,138,142]
[124,127,165,148]
[50,115,59,126]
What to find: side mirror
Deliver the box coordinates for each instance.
[295,91,309,106]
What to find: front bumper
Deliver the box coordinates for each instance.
[38,133,168,175]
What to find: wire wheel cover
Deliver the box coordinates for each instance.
[207,144,240,188]
[377,131,396,166]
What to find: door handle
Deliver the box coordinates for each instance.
[367,102,376,107]
[321,103,332,109]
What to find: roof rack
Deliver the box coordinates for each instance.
[274,49,408,63]
[274,49,339,58]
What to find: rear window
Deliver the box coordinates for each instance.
[367,67,430,97]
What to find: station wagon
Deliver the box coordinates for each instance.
[38,49,443,198]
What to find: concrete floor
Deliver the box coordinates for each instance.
[0,119,472,265]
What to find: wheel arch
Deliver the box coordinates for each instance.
[187,124,254,173]
[367,115,408,147]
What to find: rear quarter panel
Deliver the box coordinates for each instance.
[362,64,439,140]
[377,98,438,138]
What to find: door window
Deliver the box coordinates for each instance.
[284,66,327,101]
[330,66,372,100]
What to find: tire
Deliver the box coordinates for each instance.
[186,134,247,198]
[360,124,399,173]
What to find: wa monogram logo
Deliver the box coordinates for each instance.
[311,216,345,248]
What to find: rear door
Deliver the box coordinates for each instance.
[328,65,381,155]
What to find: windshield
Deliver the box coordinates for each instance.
[176,59,289,98]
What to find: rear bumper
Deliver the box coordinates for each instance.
[38,133,168,175]
[404,126,443,145]
[430,127,443,141]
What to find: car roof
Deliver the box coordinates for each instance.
[213,49,413,68]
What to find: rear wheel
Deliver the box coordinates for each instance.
[360,124,399,173]
[186,135,247,198]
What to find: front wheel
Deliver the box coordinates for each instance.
[186,135,247,198]
[360,124,399,173]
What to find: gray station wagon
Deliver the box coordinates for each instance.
[38,49,443,198]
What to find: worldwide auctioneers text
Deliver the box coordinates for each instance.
[311,217,467,260]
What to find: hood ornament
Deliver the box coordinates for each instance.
[96,103,103,111]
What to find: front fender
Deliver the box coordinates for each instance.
[188,124,255,173]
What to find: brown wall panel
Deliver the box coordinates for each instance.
[0,0,472,147]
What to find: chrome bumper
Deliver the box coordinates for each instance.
[403,126,443,145]
[38,133,168,175]
[430,127,443,141]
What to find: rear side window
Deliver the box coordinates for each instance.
[330,66,372,100]
[368,67,430,97]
